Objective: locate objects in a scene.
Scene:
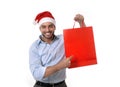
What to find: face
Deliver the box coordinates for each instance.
[39,22,55,40]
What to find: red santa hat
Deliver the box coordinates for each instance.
[34,11,56,26]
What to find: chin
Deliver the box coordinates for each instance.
[45,36,53,39]
[43,33,54,39]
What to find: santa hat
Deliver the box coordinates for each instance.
[34,11,56,26]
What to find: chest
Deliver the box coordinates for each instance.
[37,41,65,66]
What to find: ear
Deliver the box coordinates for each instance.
[54,25,56,30]
[39,25,42,29]
[39,26,42,32]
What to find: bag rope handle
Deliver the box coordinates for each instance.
[73,21,76,29]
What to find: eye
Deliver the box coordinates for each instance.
[41,25,46,29]
[49,24,54,28]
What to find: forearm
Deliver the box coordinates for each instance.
[43,63,63,78]
[43,56,72,78]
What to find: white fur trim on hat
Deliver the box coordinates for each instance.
[38,17,56,26]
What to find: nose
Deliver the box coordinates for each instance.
[45,27,50,32]
[45,27,50,31]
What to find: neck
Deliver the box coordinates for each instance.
[40,35,55,44]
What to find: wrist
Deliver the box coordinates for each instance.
[79,20,86,27]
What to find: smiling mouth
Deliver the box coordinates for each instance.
[45,32,51,35]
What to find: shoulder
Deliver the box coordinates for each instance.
[55,34,64,44]
[56,34,63,39]
[29,39,40,52]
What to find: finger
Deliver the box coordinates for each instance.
[76,14,80,16]
[69,55,73,60]
[68,61,71,64]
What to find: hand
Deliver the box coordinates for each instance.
[57,56,73,69]
[74,14,84,23]
[44,56,73,78]
[74,14,86,27]
[65,56,73,68]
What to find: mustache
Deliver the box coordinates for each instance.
[44,31,52,33]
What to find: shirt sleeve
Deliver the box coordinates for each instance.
[29,43,46,80]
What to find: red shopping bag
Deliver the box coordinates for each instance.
[63,26,97,68]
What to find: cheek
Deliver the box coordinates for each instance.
[39,28,44,32]
[51,29,55,33]
[51,27,56,31]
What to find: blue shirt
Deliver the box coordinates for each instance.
[29,35,66,83]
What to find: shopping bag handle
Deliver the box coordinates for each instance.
[73,21,86,29]
[73,22,76,29]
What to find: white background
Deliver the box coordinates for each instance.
[0,0,120,87]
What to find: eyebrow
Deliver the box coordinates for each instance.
[41,23,54,27]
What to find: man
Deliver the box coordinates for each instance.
[29,11,86,87]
